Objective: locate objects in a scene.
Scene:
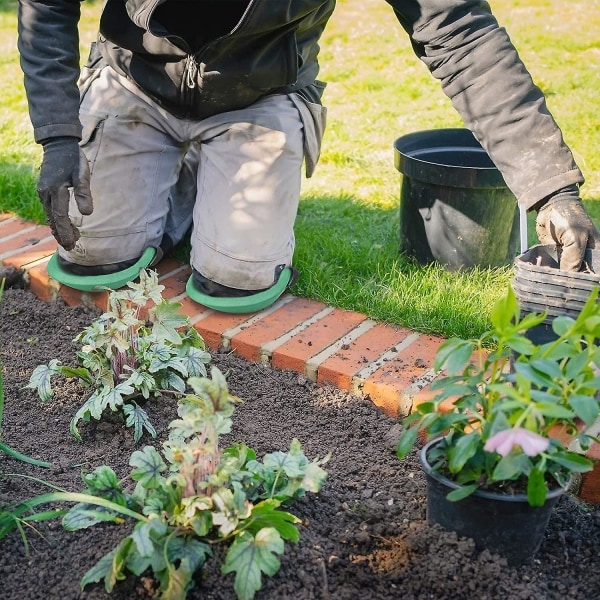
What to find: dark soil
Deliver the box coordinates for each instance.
[1,286,600,600]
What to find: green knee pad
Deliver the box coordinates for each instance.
[46,248,156,292]
[186,267,295,314]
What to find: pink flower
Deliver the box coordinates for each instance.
[484,428,550,457]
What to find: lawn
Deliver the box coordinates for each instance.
[1,0,599,339]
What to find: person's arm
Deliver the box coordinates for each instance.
[18,0,92,251]
[18,0,82,142]
[387,0,598,269]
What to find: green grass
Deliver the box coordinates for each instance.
[1,0,599,339]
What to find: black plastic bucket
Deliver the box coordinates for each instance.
[394,128,520,269]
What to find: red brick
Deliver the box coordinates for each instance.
[0,216,37,237]
[158,266,192,299]
[26,262,56,302]
[2,238,57,269]
[0,226,53,255]
[230,297,327,362]
[316,323,414,391]
[194,311,260,351]
[361,334,445,417]
[271,308,367,375]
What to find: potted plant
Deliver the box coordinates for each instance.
[397,286,600,565]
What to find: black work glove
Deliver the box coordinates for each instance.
[38,137,93,251]
[535,187,600,272]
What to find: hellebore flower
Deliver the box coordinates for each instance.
[484,427,550,457]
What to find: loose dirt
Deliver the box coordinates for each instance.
[1,287,599,600]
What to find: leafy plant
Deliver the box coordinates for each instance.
[26,270,212,441]
[397,286,600,507]
[44,366,328,600]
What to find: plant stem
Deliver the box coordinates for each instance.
[0,441,52,468]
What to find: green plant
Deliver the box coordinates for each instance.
[397,286,600,507]
[7,367,328,600]
[26,269,211,442]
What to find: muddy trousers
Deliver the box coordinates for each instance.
[60,66,325,291]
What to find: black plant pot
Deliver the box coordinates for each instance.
[420,439,566,566]
[394,128,520,270]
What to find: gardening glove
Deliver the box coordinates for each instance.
[535,187,600,272]
[38,136,93,251]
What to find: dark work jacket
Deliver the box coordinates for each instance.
[17,0,583,207]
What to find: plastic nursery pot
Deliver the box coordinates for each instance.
[512,244,600,344]
[419,438,566,567]
[394,128,520,270]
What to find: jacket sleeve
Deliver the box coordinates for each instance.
[18,0,83,143]
[386,0,584,209]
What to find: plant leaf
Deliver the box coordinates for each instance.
[130,446,167,487]
[492,453,530,481]
[569,394,600,426]
[527,467,547,507]
[550,450,594,472]
[445,483,478,502]
[243,499,300,542]
[222,528,285,600]
[433,338,474,375]
[123,403,157,442]
[183,346,212,378]
[152,301,188,345]
[25,360,61,402]
[63,505,125,530]
[396,425,419,460]
[81,549,117,590]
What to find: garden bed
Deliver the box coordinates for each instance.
[1,287,600,599]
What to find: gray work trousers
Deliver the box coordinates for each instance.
[60,66,326,291]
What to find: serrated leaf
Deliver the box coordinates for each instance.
[262,451,304,478]
[158,370,187,394]
[160,537,211,600]
[299,459,329,493]
[447,432,479,473]
[222,528,285,600]
[70,389,106,440]
[25,360,61,402]
[130,446,167,487]
[550,450,594,472]
[212,487,252,537]
[152,301,188,345]
[131,520,159,558]
[83,465,124,501]
[102,381,135,412]
[183,346,211,378]
[123,403,157,442]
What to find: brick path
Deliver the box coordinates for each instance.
[2,211,599,504]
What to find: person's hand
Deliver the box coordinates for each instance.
[37,137,93,251]
[535,195,600,271]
